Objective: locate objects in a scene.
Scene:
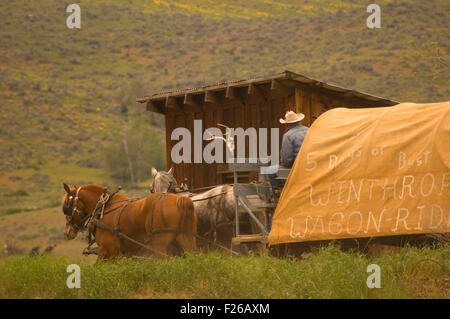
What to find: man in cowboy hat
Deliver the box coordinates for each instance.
[279,110,309,168]
[269,111,309,192]
[266,110,309,232]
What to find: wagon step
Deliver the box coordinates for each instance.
[232,234,268,244]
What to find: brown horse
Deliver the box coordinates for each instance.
[62,183,196,260]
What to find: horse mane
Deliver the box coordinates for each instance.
[83,184,131,202]
[82,184,108,194]
[62,184,105,204]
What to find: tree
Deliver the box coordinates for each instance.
[103,116,166,185]
[405,40,449,82]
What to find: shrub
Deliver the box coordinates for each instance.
[103,117,166,185]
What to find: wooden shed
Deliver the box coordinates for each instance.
[137,70,398,190]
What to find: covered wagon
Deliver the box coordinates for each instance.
[269,101,450,252]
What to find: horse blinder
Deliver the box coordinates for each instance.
[63,195,74,216]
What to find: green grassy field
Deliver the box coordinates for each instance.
[0,245,448,299]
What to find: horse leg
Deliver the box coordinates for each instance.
[167,237,184,256]
[176,232,197,254]
[96,246,110,263]
[149,233,174,258]
[95,231,120,262]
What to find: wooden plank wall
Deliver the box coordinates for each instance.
[164,84,384,189]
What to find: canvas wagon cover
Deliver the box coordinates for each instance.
[268,101,450,246]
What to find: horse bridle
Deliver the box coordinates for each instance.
[150,172,175,194]
[64,186,91,231]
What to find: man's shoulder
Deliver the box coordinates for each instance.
[299,124,309,130]
[283,124,309,139]
[291,124,309,134]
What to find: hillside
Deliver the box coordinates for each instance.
[0,0,448,251]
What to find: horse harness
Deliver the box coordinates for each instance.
[165,184,236,241]
[150,175,237,246]
[68,187,182,257]
[64,186,93,232]
[150,172,233,202]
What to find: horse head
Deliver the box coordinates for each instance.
[150,167,177,193]
[62,183,107,240]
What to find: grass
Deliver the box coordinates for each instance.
[0,162,114,215]
[4,189,29,197]
[0,245,448,299]
[0,207,38,217]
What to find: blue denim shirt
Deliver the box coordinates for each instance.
[280,123,309,167]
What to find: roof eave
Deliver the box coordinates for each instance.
[136,70,399,106]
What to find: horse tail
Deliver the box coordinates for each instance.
[176,196,197,252]
[176,196,196,235]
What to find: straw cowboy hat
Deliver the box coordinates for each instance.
[279,110,305,124]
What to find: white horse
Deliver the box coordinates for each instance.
[151,168,250,253]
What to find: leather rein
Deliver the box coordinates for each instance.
[66,187,181,257]
[66,186,126,233]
